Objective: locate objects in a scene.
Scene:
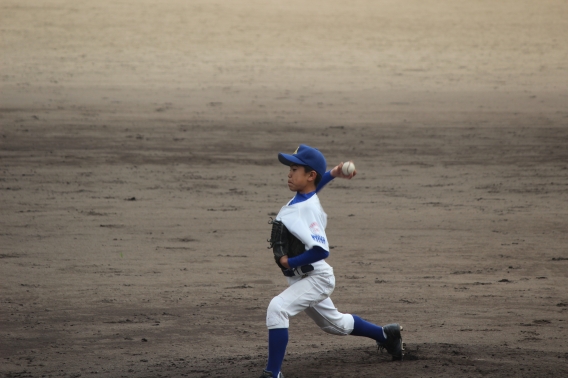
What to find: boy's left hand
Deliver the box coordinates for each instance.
[330,162,357,179]
[279,255,290,269]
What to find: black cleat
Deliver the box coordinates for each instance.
[259,370,284,378]
[377,323,404,361]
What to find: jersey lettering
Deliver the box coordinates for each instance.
[309,222,321,235]
[311,234,326,244]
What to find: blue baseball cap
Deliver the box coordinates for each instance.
[278,144,327,176]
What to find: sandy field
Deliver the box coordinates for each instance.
[1,0,568,377]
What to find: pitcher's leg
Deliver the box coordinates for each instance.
[304,298,388,344]
[304,297,355,336]
[351,315,386,343]
[305,299,403,360]
[264,276,332,377]
[263,328,288,378]
[266,276,330,329]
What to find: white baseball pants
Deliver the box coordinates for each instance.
[266,271,355,335]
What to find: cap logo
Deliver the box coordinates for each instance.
[293,146,299,154]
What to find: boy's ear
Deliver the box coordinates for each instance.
[307,170,317,182]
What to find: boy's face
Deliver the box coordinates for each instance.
[287,164,317,193]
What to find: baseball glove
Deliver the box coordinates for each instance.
[268,218,306,270]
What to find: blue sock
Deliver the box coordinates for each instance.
[350,315,387,343]
[266,328,288,376]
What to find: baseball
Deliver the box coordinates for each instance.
[342,161,355,175]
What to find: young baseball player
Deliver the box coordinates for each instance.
[260,145,403,378]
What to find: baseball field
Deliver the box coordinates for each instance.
[1,0,567,377]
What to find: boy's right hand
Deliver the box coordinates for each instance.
[331,162,357,179]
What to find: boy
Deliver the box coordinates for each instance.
[260,144,403,378]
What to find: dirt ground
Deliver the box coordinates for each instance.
[1,1,568,377]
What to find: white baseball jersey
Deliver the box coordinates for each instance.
[275,193,332,276]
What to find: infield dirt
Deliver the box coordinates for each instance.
[1,1,568,377]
